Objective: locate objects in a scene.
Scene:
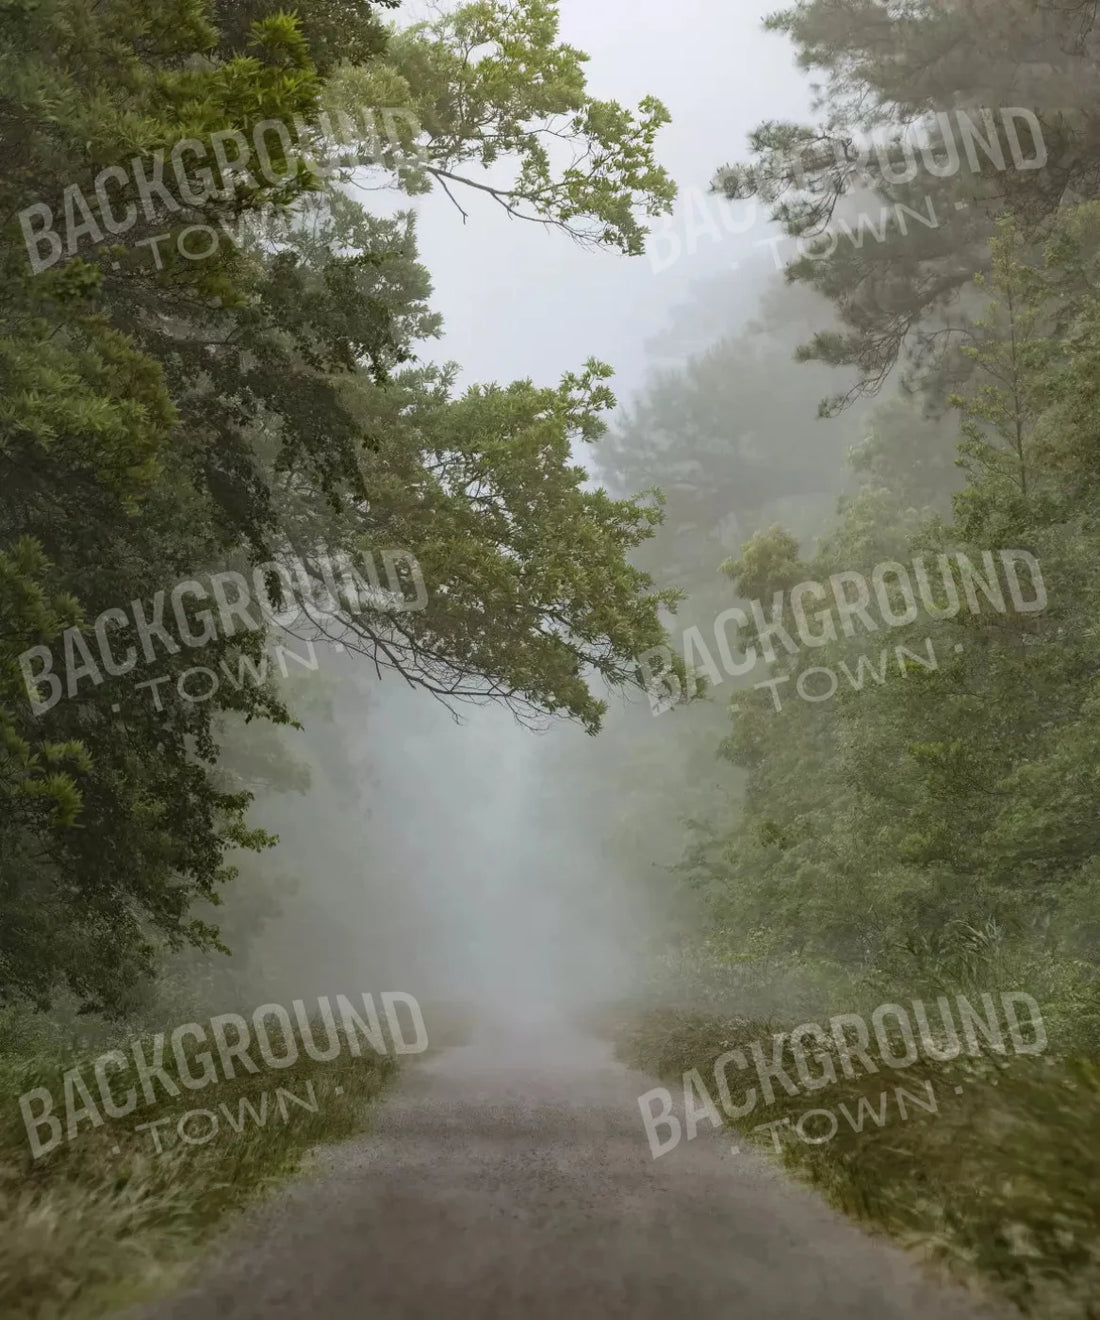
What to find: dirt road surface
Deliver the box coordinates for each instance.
[126,1017,1004,1320]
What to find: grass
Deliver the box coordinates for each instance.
[0,1009,401,1319]
[605,1002,1100,1320]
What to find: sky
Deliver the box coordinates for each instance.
[405,0,815,399]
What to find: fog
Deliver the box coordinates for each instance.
[216,1,825,1030]
[241,661,666,1021]
[11,2,1100,1313]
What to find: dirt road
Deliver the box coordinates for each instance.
[127,1018,1003,1319]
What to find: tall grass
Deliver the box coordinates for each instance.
[0,1009,399,1319]
[610,1001,1100,1319]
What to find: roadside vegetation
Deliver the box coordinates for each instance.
[0,1007,402,1319]
[594,987,1100,1320]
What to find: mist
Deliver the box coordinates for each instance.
[7,0,1099,1313]
[215,0,830,1034]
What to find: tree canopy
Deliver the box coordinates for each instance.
[0,0,677,1010]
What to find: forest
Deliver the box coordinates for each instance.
[2,1,1100,1317]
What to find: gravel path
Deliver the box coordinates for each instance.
[127,1018,1006,1319]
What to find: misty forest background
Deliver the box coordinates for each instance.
[3,0,1100,1074]
[7,1,1100,1311]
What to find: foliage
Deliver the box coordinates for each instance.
[614,1003,1100,1319]
[0,0,677,1010]
[711,0,1100,413]
[0,1007,398,1318]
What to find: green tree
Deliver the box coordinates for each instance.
[0,0,678,1010]
[711,0,1099,414]
[687,206,1100,1041]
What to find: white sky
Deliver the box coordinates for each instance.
[406,0,814,399]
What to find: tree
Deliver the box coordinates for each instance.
[711,0,1100,414]
[326,0,676,254]
[0,0,678,1009]
[683,205,1100,1041]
